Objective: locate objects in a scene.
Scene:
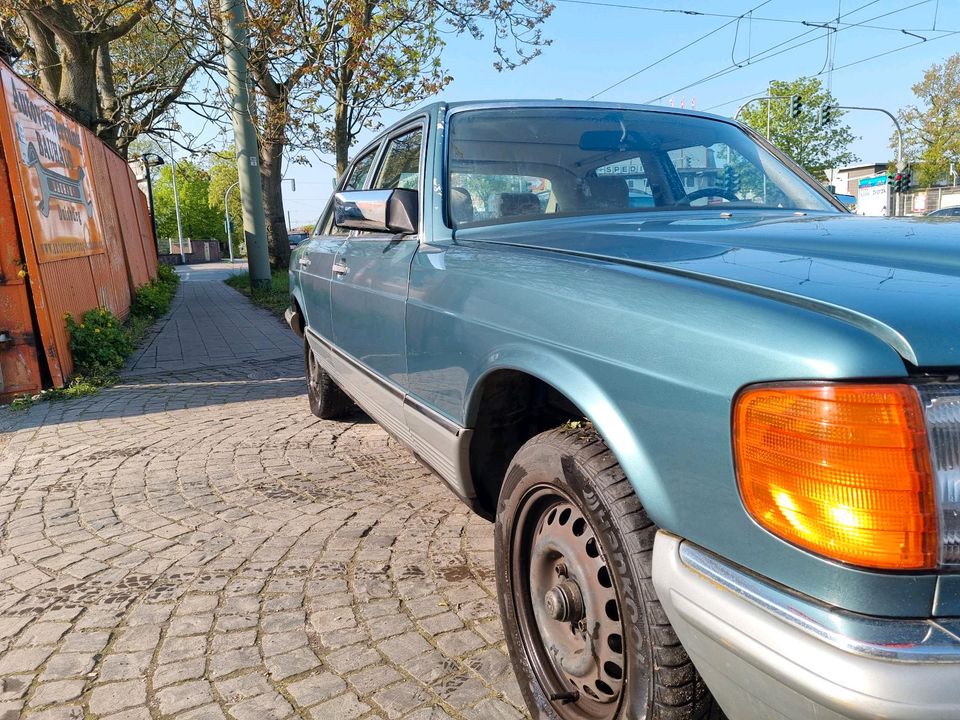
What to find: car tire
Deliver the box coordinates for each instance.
[495,424,722,720]
[304,338,355,420]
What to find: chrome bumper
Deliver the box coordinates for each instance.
[652,532,960,720]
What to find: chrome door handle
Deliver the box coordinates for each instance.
[297,256,311,267]
[332,261,349,275]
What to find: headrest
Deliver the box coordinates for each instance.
[585,176,629,208]
[450,187,474,224]
[499,192,542,217]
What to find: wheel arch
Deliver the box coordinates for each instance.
[288,286,306,337]
[464,345,669,525]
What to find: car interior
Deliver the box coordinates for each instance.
[446,107,838,227]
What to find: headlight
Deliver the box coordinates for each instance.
[917,385,960,566]
[734,382,942,570]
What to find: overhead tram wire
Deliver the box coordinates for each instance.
[586,0,777,100]
[588,0,884,102]
[555,0,951,33]
[642,0,936,106]
[704,23,960,114]
[643,0,892,104]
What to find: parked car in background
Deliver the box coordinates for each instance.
[287,231,309,248]
[927,205,960,217]
[287,100,960,720]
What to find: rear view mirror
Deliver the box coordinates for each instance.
[579,130,645,152]
[334,188,418,234]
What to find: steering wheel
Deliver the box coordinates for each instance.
[678,187,739,205]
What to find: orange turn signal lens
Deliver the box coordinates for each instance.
[733,383,938,570]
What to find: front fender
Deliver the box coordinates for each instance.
[465,342,679,531]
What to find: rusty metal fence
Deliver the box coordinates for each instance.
[0,62,158,402]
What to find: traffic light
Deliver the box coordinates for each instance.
[819,103,833,126]
[791,94,802,119]
[901,168,912,191]
[721,165,740,195]
[893,173,904,193]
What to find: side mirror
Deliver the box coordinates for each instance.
[333,188,418,234]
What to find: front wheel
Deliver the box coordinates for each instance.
[495,425,721,720]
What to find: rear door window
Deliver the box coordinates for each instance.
[448,172,554,225]
[345,147,378,191]
[323,146,380,235]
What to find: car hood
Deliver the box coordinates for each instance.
[459,212,960,367]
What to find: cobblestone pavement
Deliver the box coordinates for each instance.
[0,274,526,719]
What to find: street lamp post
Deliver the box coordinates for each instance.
[156,140,187,264]
[139,153,165,253]
[282,177,296,233]
[224,180,239,264]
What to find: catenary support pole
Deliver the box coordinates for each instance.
[220,0,271,289]
[168,140,186,264]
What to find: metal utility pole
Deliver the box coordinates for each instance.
[168,140,186,264]
[833,106,904,170]
[831,106,905,215]
[220,0,271,289]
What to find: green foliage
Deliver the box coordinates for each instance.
[740,77,858,180]
[152,159,227,244]
[131,264,179,318]
[225,270,289,320]
[10,268,180,410]
[65,308,133,377]
[8,376,105,410]
[207,152,243,257]
[897,53,960,187]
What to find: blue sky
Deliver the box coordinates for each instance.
[198,0,960,227]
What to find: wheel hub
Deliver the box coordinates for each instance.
[516,496,626,716]
[544,579,584,623]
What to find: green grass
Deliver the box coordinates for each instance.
[224,269,290,320]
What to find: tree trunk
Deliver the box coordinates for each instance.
[260,97,290,271]
[55,39,99,129]
[22,17,61,102]
[96,44,121,151]
[334,83,350,178]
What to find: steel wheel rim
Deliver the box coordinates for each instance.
[307,346,321,394]
[511,485,627,719]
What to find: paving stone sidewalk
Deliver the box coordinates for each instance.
[0,265,526,720]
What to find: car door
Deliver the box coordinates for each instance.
[298,145,380,340]
[330,122,424,384]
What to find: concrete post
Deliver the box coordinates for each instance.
[220,0,271,289]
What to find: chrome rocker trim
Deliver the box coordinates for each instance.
[303,326,478,509]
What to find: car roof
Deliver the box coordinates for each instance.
[364,99,739,153]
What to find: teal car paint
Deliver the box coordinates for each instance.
[288,101,960,720]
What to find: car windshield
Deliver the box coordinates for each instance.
[446,106,839,227]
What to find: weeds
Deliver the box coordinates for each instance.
[8,266,180,410]
[224,269,289,319]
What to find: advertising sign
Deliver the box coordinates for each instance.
[857,174,890,217]
[1,66,104,262]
